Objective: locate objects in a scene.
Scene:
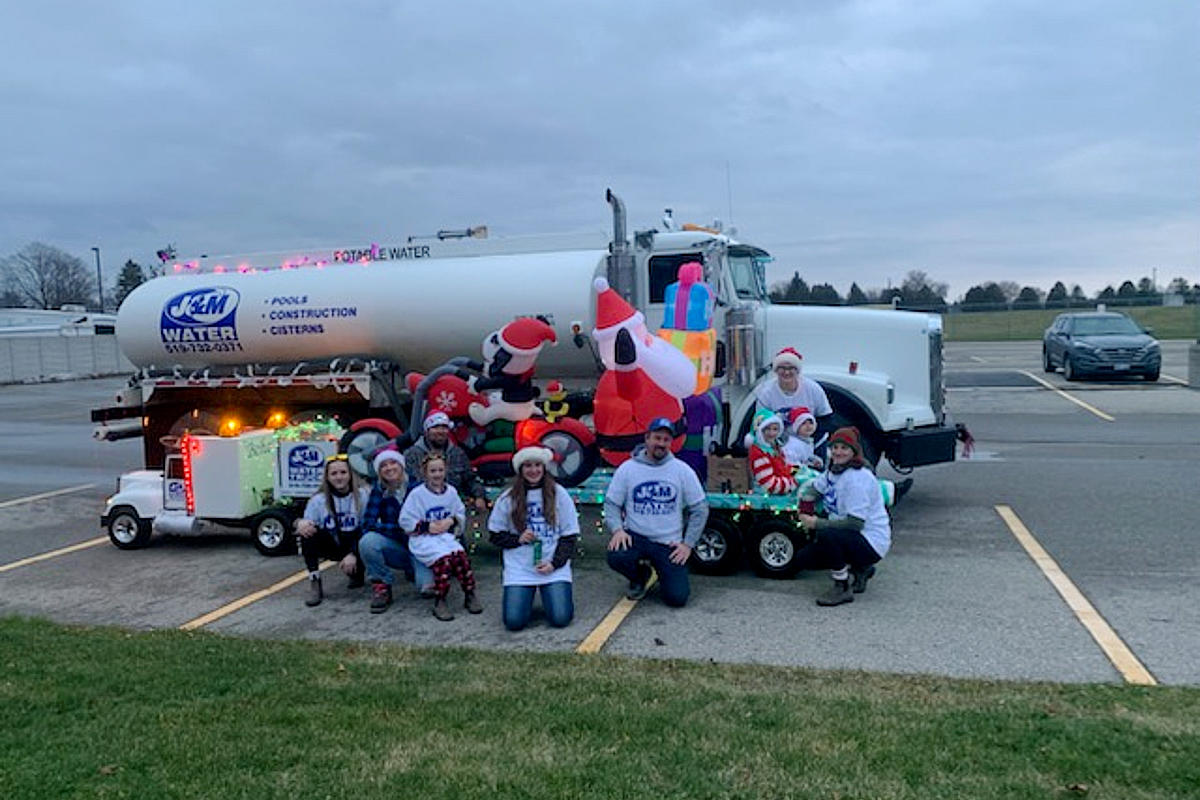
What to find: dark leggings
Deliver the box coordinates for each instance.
[299,529,359,575]
[795,528,880,573]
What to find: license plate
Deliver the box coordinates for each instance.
[1114,363,1130,371]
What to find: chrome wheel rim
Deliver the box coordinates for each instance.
[257,517,287,549]
[758,531,794,568]
[695,529,727,563]
[111,514,139,544]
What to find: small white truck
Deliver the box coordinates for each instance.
[101,427,340,555]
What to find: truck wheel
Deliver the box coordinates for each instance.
[107,506,152,550]
[539,430,598,488]
[252,510,296,557]
[689,516,742,575]
[747,518,806,579]
[339,425,397,480]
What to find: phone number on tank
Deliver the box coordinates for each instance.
[163,342,246,354]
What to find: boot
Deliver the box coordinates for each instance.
[369,581,392,614]
[816,579,853,606]
[851,565,876,594]
[432,597,455,621]
[305,576,323,607]
[464,590,483,614]
[346,559,365,589]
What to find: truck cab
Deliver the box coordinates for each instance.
[608,197,955,470]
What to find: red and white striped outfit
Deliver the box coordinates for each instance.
[749,443,797,494]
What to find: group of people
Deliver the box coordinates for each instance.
[748,346,893,606]
[295,344,896,621]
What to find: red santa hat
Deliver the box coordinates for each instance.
[772,347,803,371]
[499,317,557,355]
[786,406,815,432]
[593,277,640,331]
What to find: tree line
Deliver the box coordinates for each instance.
[770,269,1200,312]
[1,242,154,312]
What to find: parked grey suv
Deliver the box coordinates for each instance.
[1042,312,1160,381]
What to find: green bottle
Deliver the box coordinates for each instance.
[532,538,542,566]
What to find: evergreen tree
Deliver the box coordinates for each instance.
[1012,286,1044,310]
[962,282,1006,311]
[1069,285,1087,307]
[1045,281,1068,309]
[112,259,147,308]
[846,282,869,305]
[808,283,842,305]
[1117,280,1137,299]
[1097,285,1116,301]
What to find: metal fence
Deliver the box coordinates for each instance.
[0,334,133,384]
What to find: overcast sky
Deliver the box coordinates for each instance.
[2,0,1197,301]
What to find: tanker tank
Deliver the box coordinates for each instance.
[116,249,606,374]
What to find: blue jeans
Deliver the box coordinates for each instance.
[358,532,434,590]
[606,532,691,607]
[502,581,574,631]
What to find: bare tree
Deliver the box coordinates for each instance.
[1,242,95,309]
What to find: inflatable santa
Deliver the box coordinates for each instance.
[591,277,698,465]
[468,317,557,426]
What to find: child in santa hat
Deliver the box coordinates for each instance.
[747,408,797,495]
[781,406,825,471]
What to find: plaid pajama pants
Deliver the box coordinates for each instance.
[431,550,476,600]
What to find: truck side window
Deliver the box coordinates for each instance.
[648,254,704,303]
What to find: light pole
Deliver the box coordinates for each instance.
[90,247,104,312]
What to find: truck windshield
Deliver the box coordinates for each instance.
[728,249,770,302]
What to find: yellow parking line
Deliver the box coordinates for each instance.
[1018,370,1115,421]
[995,504,1156,686]
[0,484,95,509]
[0,536,109,574]
[180,561,334,631]
[576,572,658,654]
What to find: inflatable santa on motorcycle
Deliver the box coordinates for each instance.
[468,317,558,426]
[591,277,698,465]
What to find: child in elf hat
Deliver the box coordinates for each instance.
[747,408,797,495]
[796,426,890,607]
[781,406,825,471]
[399,452,484,621]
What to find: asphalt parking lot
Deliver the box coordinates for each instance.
[2,340,1198,685]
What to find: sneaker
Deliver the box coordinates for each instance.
[851,565,876,594]
[304,576,323,607]
[464,591,483,614]
[369,581,392,614]
[418,585,437,599]
[432,597,455,621]
[816,579,853,607]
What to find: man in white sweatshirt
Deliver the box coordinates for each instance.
[604,418,709,607]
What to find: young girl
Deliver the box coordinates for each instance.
[487,446,580,631]
[796,426,891,607]
[295,454,370,607]
[781,406,824,471]
[399,453,483,621]
[747,408,797,494]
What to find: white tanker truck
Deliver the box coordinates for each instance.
[94,190,963,567]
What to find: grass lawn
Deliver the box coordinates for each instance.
[943,305,1199,342]
[2,618,1198,799]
